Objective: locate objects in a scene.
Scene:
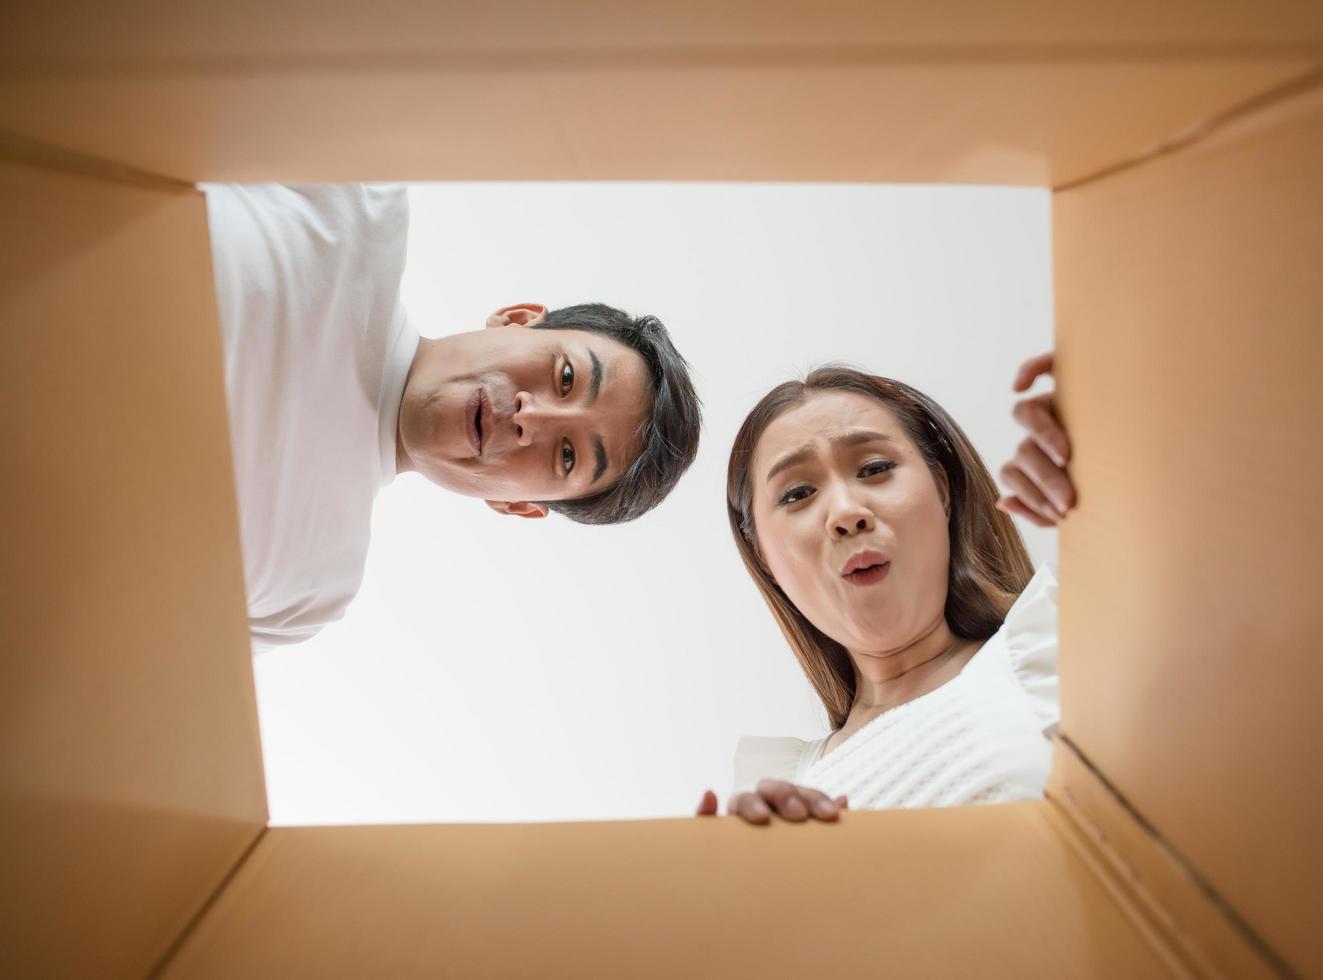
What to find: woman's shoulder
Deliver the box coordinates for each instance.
[971,563,1060,733]
[1003,562,1058,649]
[732,734,824,794]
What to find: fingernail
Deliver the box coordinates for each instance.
[814,799,837,819]
[751,800,770,819]
[785,798,807,820]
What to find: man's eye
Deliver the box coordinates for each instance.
[778,485,814,507]
[859,459,897,478]
[560,360,574,396]
[562,440,576,475]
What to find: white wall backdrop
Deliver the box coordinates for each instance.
[255,182,1054,825]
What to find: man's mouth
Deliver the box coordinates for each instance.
[465,388,488,455]
[841,550,890,586]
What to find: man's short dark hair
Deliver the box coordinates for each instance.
[533,303,701,525]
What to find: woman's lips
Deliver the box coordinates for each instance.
[844,562,890,586]
[841,550,889,586]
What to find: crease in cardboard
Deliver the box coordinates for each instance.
[1052,63,1323,192]
[1041,798,1194,980]
[146,825,270,980]
[1047,736,1291,980]
[0,128,191,192]
[6,40,1323,80]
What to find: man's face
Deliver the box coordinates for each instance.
[397,305,652,517]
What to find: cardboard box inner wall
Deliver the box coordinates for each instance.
[2,1,1321,185]
[2,3,1321,977]
[158,810,1176,980]
[1054,81,1323,978]
[0,164,268,978]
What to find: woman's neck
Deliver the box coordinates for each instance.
[847,618,974,716]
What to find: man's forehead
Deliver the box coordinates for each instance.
[562,334,649,405]
[592,349,652,482]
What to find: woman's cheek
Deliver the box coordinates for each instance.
[768,541,829,631]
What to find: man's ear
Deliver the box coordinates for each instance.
[485,499,550,519]
[484,304,548,329]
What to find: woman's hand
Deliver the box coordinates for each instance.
[998,352,1077,527]
[695,782,848,825]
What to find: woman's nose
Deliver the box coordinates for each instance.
[827,493,875,538]
[832,516,872,538]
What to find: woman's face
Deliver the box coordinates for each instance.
[750,390,952,654]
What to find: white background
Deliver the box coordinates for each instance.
[255,182,1055,825]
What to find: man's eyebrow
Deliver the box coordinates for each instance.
[590,434,608,484]
[764,430,892,485]
[587,348,603,405]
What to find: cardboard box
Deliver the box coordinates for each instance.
[2,3,1320,976]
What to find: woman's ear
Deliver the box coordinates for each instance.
[746,526,778,585]
[934,466,952,517]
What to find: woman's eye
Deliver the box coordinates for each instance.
[859,459,897,478]
[560,360,574,396]
[777,485,815,507]
[562,441,576,475]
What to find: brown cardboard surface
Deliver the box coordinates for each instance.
[1047,741,1279,979]
[1054,80,1323,978]
[0,160,266,978]
[160,807,1176,979]
[1,2,1319,186]
[5,0,1323,57]
[2,5,1319,975]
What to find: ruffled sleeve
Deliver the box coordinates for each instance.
[732,736,812,794]
[1001,563,1060,735]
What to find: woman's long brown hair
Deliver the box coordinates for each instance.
[727,367,1034,729]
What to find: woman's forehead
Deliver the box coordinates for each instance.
[756,390,905,461]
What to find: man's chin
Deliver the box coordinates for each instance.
[404,458,481,499]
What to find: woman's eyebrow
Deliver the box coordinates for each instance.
[765,447,812,485]
[839,429,892,447]
[764,430,892,485]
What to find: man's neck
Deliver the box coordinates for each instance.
[394,337,433,475]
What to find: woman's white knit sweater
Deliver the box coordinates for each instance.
[733,564,1059,809]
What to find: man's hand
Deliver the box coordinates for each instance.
[999,352,1076,527]
[695,781,848,825]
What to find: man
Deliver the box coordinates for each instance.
[205,183,701,648]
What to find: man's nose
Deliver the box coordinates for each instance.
[512,391,576,447]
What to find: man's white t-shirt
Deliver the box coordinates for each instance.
[204,184,419,650]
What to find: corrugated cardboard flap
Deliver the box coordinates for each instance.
[1053,67,1323,980]
[0,157,266,979]
[1,1,1320,185]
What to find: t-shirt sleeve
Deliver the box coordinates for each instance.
[1002,563,1060,735]
[732,735,809,795]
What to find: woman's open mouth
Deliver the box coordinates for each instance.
[841,550,890,586]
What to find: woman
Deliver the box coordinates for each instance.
[698,357,1075,824]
